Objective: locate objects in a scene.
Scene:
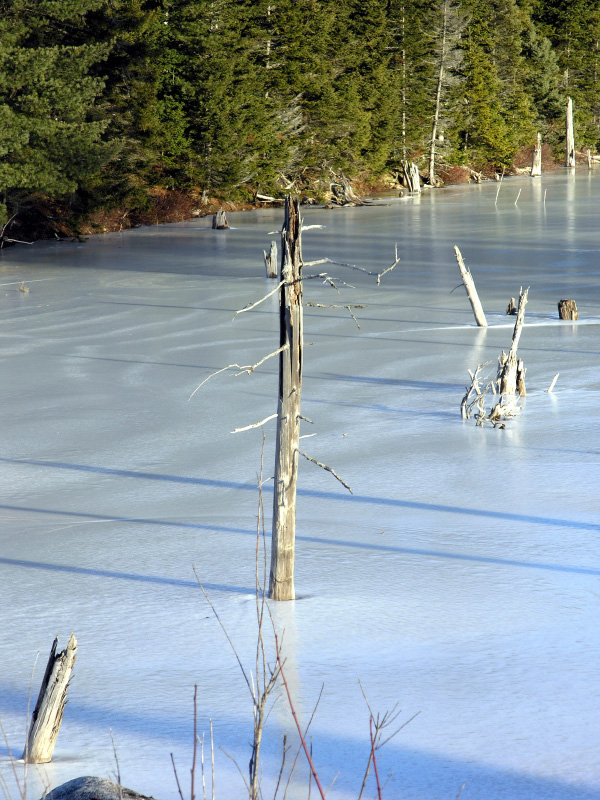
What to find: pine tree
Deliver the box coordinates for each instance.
[0,0,114,227]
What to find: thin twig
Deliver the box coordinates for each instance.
[171,753,185,800]
[297,449,353,493]
[231,414,278,434]
[189,345,288,400]
[234,280,285,319]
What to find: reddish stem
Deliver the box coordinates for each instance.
[370,718,383,800]
[275,634,326,800]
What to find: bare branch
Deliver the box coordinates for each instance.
[231,414,278,434]
[188,345,288,400]
[297,449,353,493]
[546,373,559,392]
[234,280,285,319]
[376,244,400,285]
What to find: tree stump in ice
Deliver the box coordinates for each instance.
[24,634,77,763]
[558,299,578,320]
[212,208,229,229]
[566,97,576,168]
[498,287,529,395]
[263,240,278,279]
[454,245,487,327]
[506,297,517,315]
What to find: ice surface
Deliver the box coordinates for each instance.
[1,172,599,800]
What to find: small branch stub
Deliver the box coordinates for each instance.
[23,633,77,763]
[558,299,578,320]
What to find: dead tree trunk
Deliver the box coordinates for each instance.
[263,241,278,279]
[212,208,229,229]
[498,286,529,395]
[558,299,578,320]
[23,634,77,763]
[531,132,542,176]
[269,197,303,602]
[454,245,487,327]
[566,97,576,168]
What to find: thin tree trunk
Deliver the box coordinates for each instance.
[454,246,487,327]
[269,197,303,602]
[23,634,77,763]
[429,3,449,186]
[566,97,575,168]
[531,132,542,176]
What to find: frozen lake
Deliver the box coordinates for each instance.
[1,171,599,800]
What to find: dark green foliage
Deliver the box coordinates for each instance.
[1,0,599,231]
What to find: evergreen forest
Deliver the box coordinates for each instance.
[1,0,599,237]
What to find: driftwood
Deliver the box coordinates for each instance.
[454,245,487,327]
[531,132,542,177]
[269,197,303,602]
[497,286,529,395]
[566,97,575,168]
[558,299,578,320]
[329,171,367,206]
[263,240,278,279]
[212,208,229,229]
[24,634,77,763]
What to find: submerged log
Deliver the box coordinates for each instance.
[263,240,278,279]
[454,246,487,327]
[24,634,77,763]
[212,208,229,229]
[269,197,303,602]
[566,97,576,168]
[531,132,542,177]
[558,299,578,320]
[498,287,529,395]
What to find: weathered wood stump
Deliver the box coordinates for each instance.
[506,297,517,315]
[263,241,278,279]
[454,245,487,327]
[558,299,578,320]
[24,634,77,763]
[212,208,229,229]
[498,286,529,395]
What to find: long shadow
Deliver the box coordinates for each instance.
[2,458,599,533]
[1,683,598,800]
[0,557,253,594]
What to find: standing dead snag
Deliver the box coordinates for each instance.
[263,241,278,279]
[498,286,529,395]
[23,633,77,763]
[454,246,487,327]
[566,97,576,168]
[269,197,303,602]
[531,132,542,177]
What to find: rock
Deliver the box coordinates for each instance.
[40,777,159,800]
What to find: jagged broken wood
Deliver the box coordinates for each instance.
[454,246,487,327]
[498,286,529,395]
[402,160,421,193]
[558,299,578,320]
[23,633,77,763]
[506,297,517,315]
[212,208,229,229]
[264,241,278,279]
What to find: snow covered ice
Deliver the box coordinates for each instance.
[1,171,599,800]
